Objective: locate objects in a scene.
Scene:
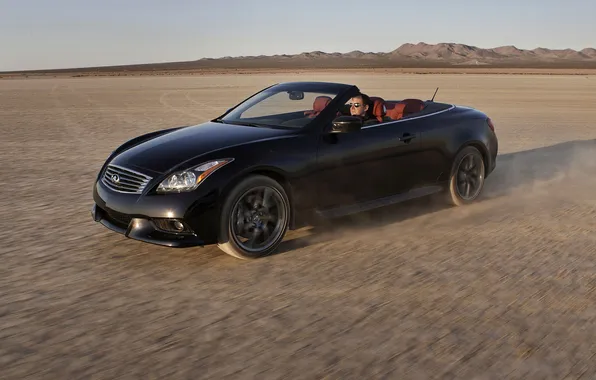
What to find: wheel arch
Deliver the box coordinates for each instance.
[442,107,494,175]
[449,118,492,175]
[457,140,490,174]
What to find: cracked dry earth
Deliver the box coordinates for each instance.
[1,73,596,379]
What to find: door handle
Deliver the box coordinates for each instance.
[399,133,416,142]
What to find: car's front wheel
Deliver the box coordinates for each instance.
[217,175,290,259]
[446,146,486,206]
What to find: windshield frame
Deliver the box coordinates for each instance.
[213,82,355,130]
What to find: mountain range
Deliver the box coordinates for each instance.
[195,42,596,68]
[4,42,596,74]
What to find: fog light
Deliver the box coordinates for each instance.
[152,218,193,234]
[173,220,185,231]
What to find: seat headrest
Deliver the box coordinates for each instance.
[401,99,424,115]
[305,96,332,118]
[369,96,386,122]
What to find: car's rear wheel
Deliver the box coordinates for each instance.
[446,146,486,206]
[217,175,290,259]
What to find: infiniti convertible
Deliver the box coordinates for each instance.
[91,81,498,259]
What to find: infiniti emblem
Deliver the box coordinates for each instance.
[112,174,120,183]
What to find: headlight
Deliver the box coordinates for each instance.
[156,158,234,193]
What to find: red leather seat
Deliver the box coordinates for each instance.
[385,102,406,120]
[401,98,424,116]
[304,96,332,118]
[384,99,424,120]
[369,96,387,122]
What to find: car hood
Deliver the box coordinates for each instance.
[110,121,297,173]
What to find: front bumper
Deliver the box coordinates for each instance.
[91,203,205,248]
[91,175,216,247]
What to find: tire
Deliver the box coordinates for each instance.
[446,146,486,206]
[217,175,290,259]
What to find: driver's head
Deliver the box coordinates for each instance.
[349,93,370,117]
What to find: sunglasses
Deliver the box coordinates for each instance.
[348,103,362,108]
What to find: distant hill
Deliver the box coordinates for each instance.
[3,42,596,74]
[206,42,596,66]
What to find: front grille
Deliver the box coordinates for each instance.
[101,164,152,194]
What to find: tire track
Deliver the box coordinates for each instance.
[159,90,213,120]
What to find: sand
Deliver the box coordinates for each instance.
[1,72,596,379]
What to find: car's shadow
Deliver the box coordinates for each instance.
[274,138,596,255]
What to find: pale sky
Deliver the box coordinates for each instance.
[1,0,594,71]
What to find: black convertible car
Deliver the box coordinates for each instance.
[91,81,498,259]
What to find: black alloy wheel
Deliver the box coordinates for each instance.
[447,146,486,206]
[218,175,290,259]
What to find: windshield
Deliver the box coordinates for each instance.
[218,87,342,129]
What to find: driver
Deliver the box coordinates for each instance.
[348,93,373,121]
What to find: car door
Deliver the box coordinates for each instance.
[314,119,427,212]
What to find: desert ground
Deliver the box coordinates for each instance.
[1,71,596,379]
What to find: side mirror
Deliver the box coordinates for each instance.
[288,91,304,100]
[330,115,363,133]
